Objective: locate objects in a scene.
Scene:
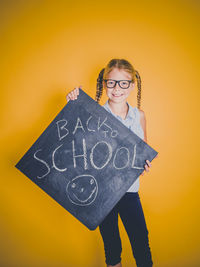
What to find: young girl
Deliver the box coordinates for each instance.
[66,58,156,267]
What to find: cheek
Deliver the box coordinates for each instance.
[105,89,111,96]
[125,87,133,96]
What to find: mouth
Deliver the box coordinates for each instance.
[72,187,97,203]
[112,94,123,97]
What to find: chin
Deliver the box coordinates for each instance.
[110,96,126,102]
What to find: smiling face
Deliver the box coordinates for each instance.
[103,68,135,104]
[66,175,98,206]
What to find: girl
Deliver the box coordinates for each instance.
[66,58,156,267]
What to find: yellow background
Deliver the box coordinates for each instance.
[1,0,200,266]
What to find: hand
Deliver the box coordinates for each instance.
[141,154,158,176]
[66,85,82,102]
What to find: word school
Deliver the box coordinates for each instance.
[33,116,144,179]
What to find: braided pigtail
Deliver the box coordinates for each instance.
[135,70,142,110]
[95,68,105,103]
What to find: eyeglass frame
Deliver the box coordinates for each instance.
[103,79,134,89]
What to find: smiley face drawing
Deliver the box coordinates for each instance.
[66,174,98,206]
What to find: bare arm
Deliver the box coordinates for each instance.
[138,109,151,174]
[139,109,147,143]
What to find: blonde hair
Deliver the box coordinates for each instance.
[95,58,141,109]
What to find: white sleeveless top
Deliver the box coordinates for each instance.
[102,100,144,192]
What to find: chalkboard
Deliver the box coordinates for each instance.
[15,89,158,230]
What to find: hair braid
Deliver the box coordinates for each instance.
[135,70,142,110]
[95,68,105,103]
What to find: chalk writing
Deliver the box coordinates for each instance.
[131,144,144,169]
[52,144,67,172]
[72,117,86,135]
[33,149,50,178]
[56,120,69,141]
[86,116,96,132]
[66,174,98,206]
[90,141,112,170]
[72,138,88,170]
[33,141,144,180]
[113,147,130,170]
[56,115,119,140]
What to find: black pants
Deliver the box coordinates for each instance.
[99,192,153,266]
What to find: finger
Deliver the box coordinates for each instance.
[146,160,152,168]
[70,92,75,100]
[73,88,77,99]
[75,87,79,98]
[144,164,149,172]
[74,87,79,98]
[72,90,76,100]
[66,91,70,101]
[69,92,73,100]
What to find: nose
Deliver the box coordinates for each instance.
[113,81,121,90]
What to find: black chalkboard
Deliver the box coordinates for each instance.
[15,89,158,230]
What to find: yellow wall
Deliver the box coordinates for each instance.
[1,0,200,266]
